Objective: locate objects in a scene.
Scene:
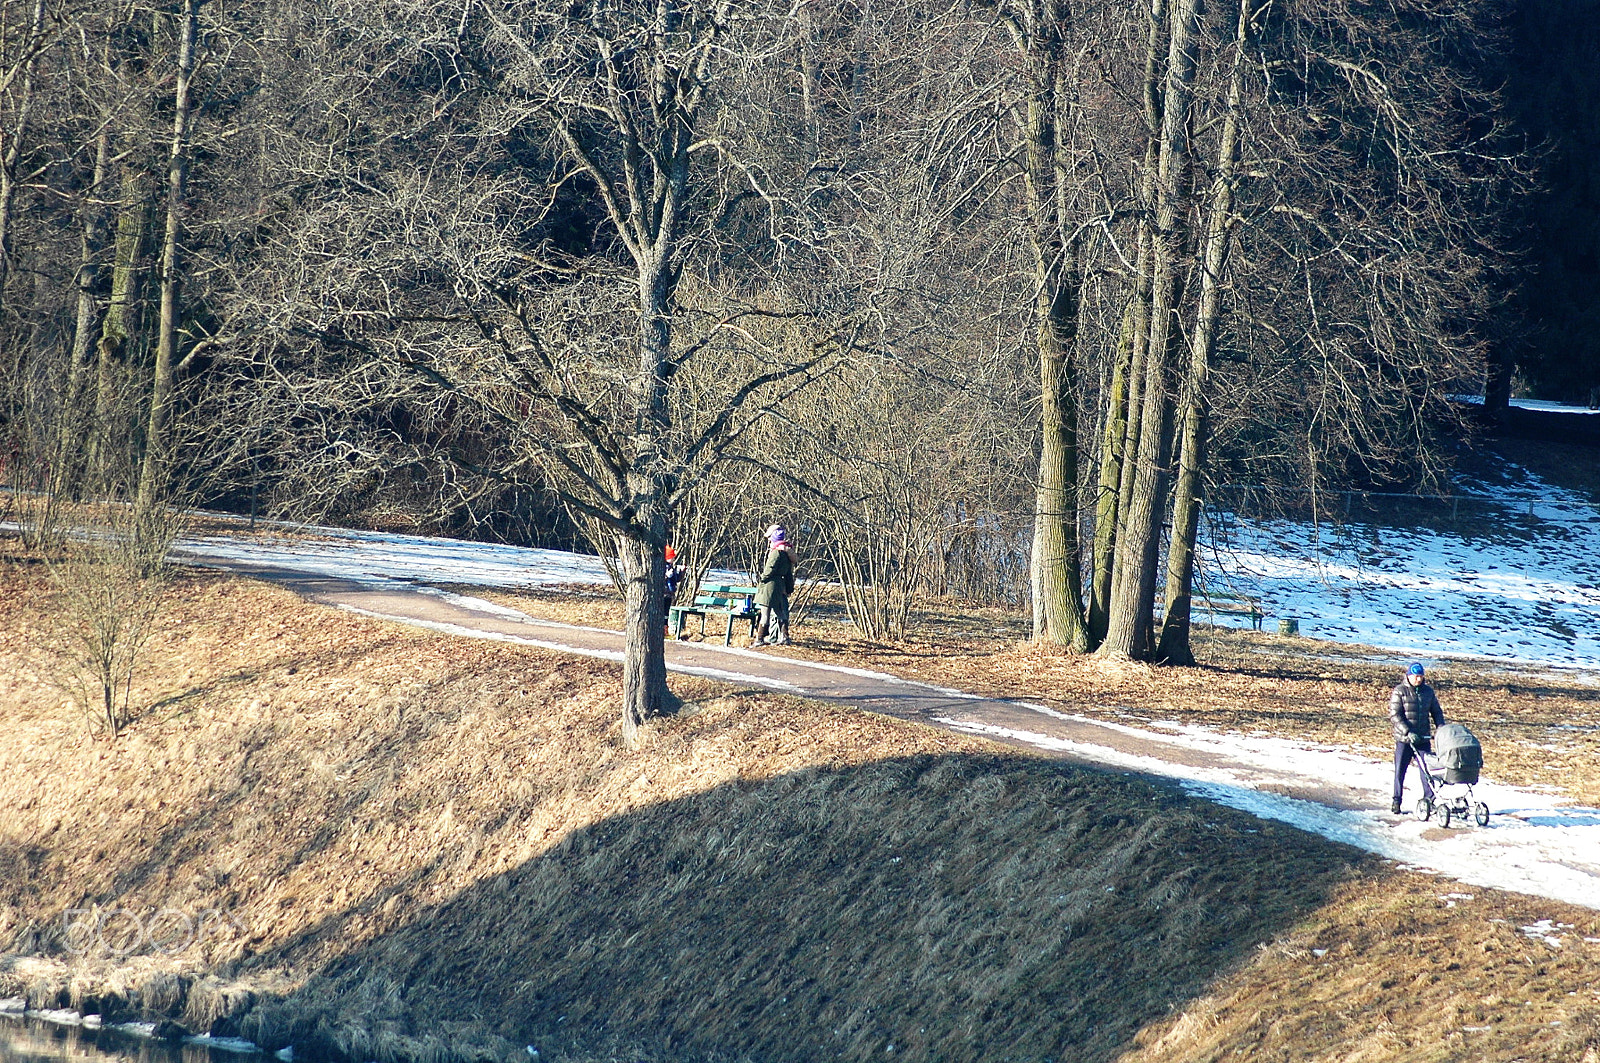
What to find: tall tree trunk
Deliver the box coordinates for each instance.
[138,0,200,517]
[61,128,113,492]
[1158,0,1249,665]
[1093,0,1167,648]
[1091,248,1145,645]
[544,0,731,742]
[1033,261,1087,649]
[0,0,47,311]
[93,155,149,478]
[618,253,678,745]
[1100,0,1204,661]
[618,529,666,747]
[1022,0,1088,651]
[797,0,821,165]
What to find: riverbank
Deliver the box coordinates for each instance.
[3,561,1598,1063]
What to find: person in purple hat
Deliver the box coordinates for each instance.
[1387,662,1445,814]
[753,523,795,645]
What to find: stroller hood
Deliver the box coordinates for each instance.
[1434,722,1483,785]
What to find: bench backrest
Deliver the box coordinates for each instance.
[700,583,758,596]
[1199,591,1262,612]
[693,594,749,609]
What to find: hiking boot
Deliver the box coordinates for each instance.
[1391,799,1402,815]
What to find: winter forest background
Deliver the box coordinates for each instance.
[3,0,1597,730]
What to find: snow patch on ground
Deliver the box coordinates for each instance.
[175,521,748,592]
[1520,919,1577,948]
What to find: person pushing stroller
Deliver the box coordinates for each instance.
[1388,662,1445,814]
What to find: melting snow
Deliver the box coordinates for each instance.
[1520,919,1576,947]
[933,715,1600,910]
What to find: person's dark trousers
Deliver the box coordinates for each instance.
[756,599,790,644]
[1393,740,1437,805]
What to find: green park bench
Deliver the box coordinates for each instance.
[670,583,761,645]
[1197,590,1265,630]
[1156,589,1266,630]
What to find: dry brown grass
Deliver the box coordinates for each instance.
[1122,881,1600,1063]
[1,557,1598,1063]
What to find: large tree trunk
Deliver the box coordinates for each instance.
[98,157,149,374]
[92,155,150,479]
[1091,246,1146,646]
[61,129,113,492]
[1099,0,1204,661]
[618,254,679,744]
[1092,0,1167,649]
[1033,276,1087,649]
[138,0,200,517]
[0,0,47,314]
[1022,0,1088,651]
[617,530,667,748]
[1158,0,1250,665]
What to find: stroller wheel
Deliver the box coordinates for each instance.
[1414,797,1433,822]
[1437,803,1453,828]
[1474,802,1490,827]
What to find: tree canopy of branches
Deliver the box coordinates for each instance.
[0,0,1529,729]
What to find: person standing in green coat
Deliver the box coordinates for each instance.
[754,523,795,645]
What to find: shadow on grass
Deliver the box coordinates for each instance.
[148,670,269,720]
[235,753,1373,1063]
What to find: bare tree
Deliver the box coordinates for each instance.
[39,492,181,739]
[1095,0,1205,661]
[219,0,853,742]
[990,0,1093,651]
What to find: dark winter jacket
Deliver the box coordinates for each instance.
[1388,679,1444,742]
[754,543,795,607]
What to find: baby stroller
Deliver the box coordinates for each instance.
[1413,723,1490,827]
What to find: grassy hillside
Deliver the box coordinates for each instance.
[2,559,1598,1063]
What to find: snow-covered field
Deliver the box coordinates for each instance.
[1206,458,1600,674]
[179,525,621,589]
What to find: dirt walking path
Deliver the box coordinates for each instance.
[187,556,1376,813]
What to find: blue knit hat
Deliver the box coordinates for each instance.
[1407,662,1425,676]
